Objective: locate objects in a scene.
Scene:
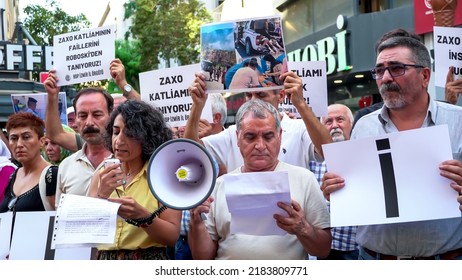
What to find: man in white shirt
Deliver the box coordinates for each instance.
[185,70,331,175]
[188,99,331,259]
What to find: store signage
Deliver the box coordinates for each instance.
[0,42,53,71]
[286,15,351,75]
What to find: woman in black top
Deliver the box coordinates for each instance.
[0,112,57,212]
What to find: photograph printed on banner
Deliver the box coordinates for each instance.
[11,92,68,125]
[200,15,288,94]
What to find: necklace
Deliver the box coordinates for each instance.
[121,166,143,185]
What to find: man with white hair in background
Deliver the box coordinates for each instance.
[198,93,228,138]
[310,104,359,260]
[66,106,78,132]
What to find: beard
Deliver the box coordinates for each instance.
[330,128,345,142]
[380,82,406,109]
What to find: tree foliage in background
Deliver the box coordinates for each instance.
[124,0,212,71]
[22,1,142,93]
[23,0,90,46]
[107,39,142,93]
[74,39,142,93]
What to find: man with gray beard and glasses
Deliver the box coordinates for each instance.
[321,34,462,260]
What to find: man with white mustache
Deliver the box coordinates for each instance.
[309,104,359,260]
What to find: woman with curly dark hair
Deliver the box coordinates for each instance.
[88,100,181,260]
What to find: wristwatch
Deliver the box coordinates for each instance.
[123,84,133,97]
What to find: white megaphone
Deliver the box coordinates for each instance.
[147,138,218,210]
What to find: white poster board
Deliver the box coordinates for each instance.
[279,61,328,118]
[9,211,92,260]
[433,26,462,104]
[323,125,460,227]
[140,63,213,127]
[0,212,13,260]
[53,25,115,86]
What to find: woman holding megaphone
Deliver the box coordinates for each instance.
[88,100,181,260]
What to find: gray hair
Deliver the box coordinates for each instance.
[208,93,227,126]
[377,36,431,68]
[321,104,354,124]
[235,99,281,132]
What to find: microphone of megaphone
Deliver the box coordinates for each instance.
[147,138,218,211]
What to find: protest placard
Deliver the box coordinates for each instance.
[279,61,327,118]
[53,25,115,86]
[200,15,288,94]
[11,92,68,125]
[433,26,462,104]
[140,64,213,127]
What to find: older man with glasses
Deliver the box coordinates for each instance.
[321,34,462,260]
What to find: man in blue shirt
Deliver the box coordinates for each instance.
[310,104,358,260]
[321,35,462,260]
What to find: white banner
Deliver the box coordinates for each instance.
[140,64,213,127]
[53,25,115,86]
[279,61,328,118]
[323,125,459,227]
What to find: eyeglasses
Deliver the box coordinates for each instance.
[371,63,424,80]
[8,196,18,212]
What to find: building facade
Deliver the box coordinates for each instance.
[275,0,461,114]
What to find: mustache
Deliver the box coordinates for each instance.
[380,82,400,93]
[82,127,100,134]
[330,128,343,136]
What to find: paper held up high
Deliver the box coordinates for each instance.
[224,171,291,236]
[51,194,121,249]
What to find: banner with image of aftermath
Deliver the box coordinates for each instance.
[11,92,68,125]
[200,15,288,94]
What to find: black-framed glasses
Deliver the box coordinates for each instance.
[371,63,424,80]
[8,196,18,211]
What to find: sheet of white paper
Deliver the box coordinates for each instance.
[139,63,213,127]
[51,194,121,249]
[9,211,92,260]
[0,212,13,260]
[53,25,115,86]
[224,171,291,236]
[323,125,460,227]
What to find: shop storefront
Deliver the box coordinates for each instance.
[283,5,417,114]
